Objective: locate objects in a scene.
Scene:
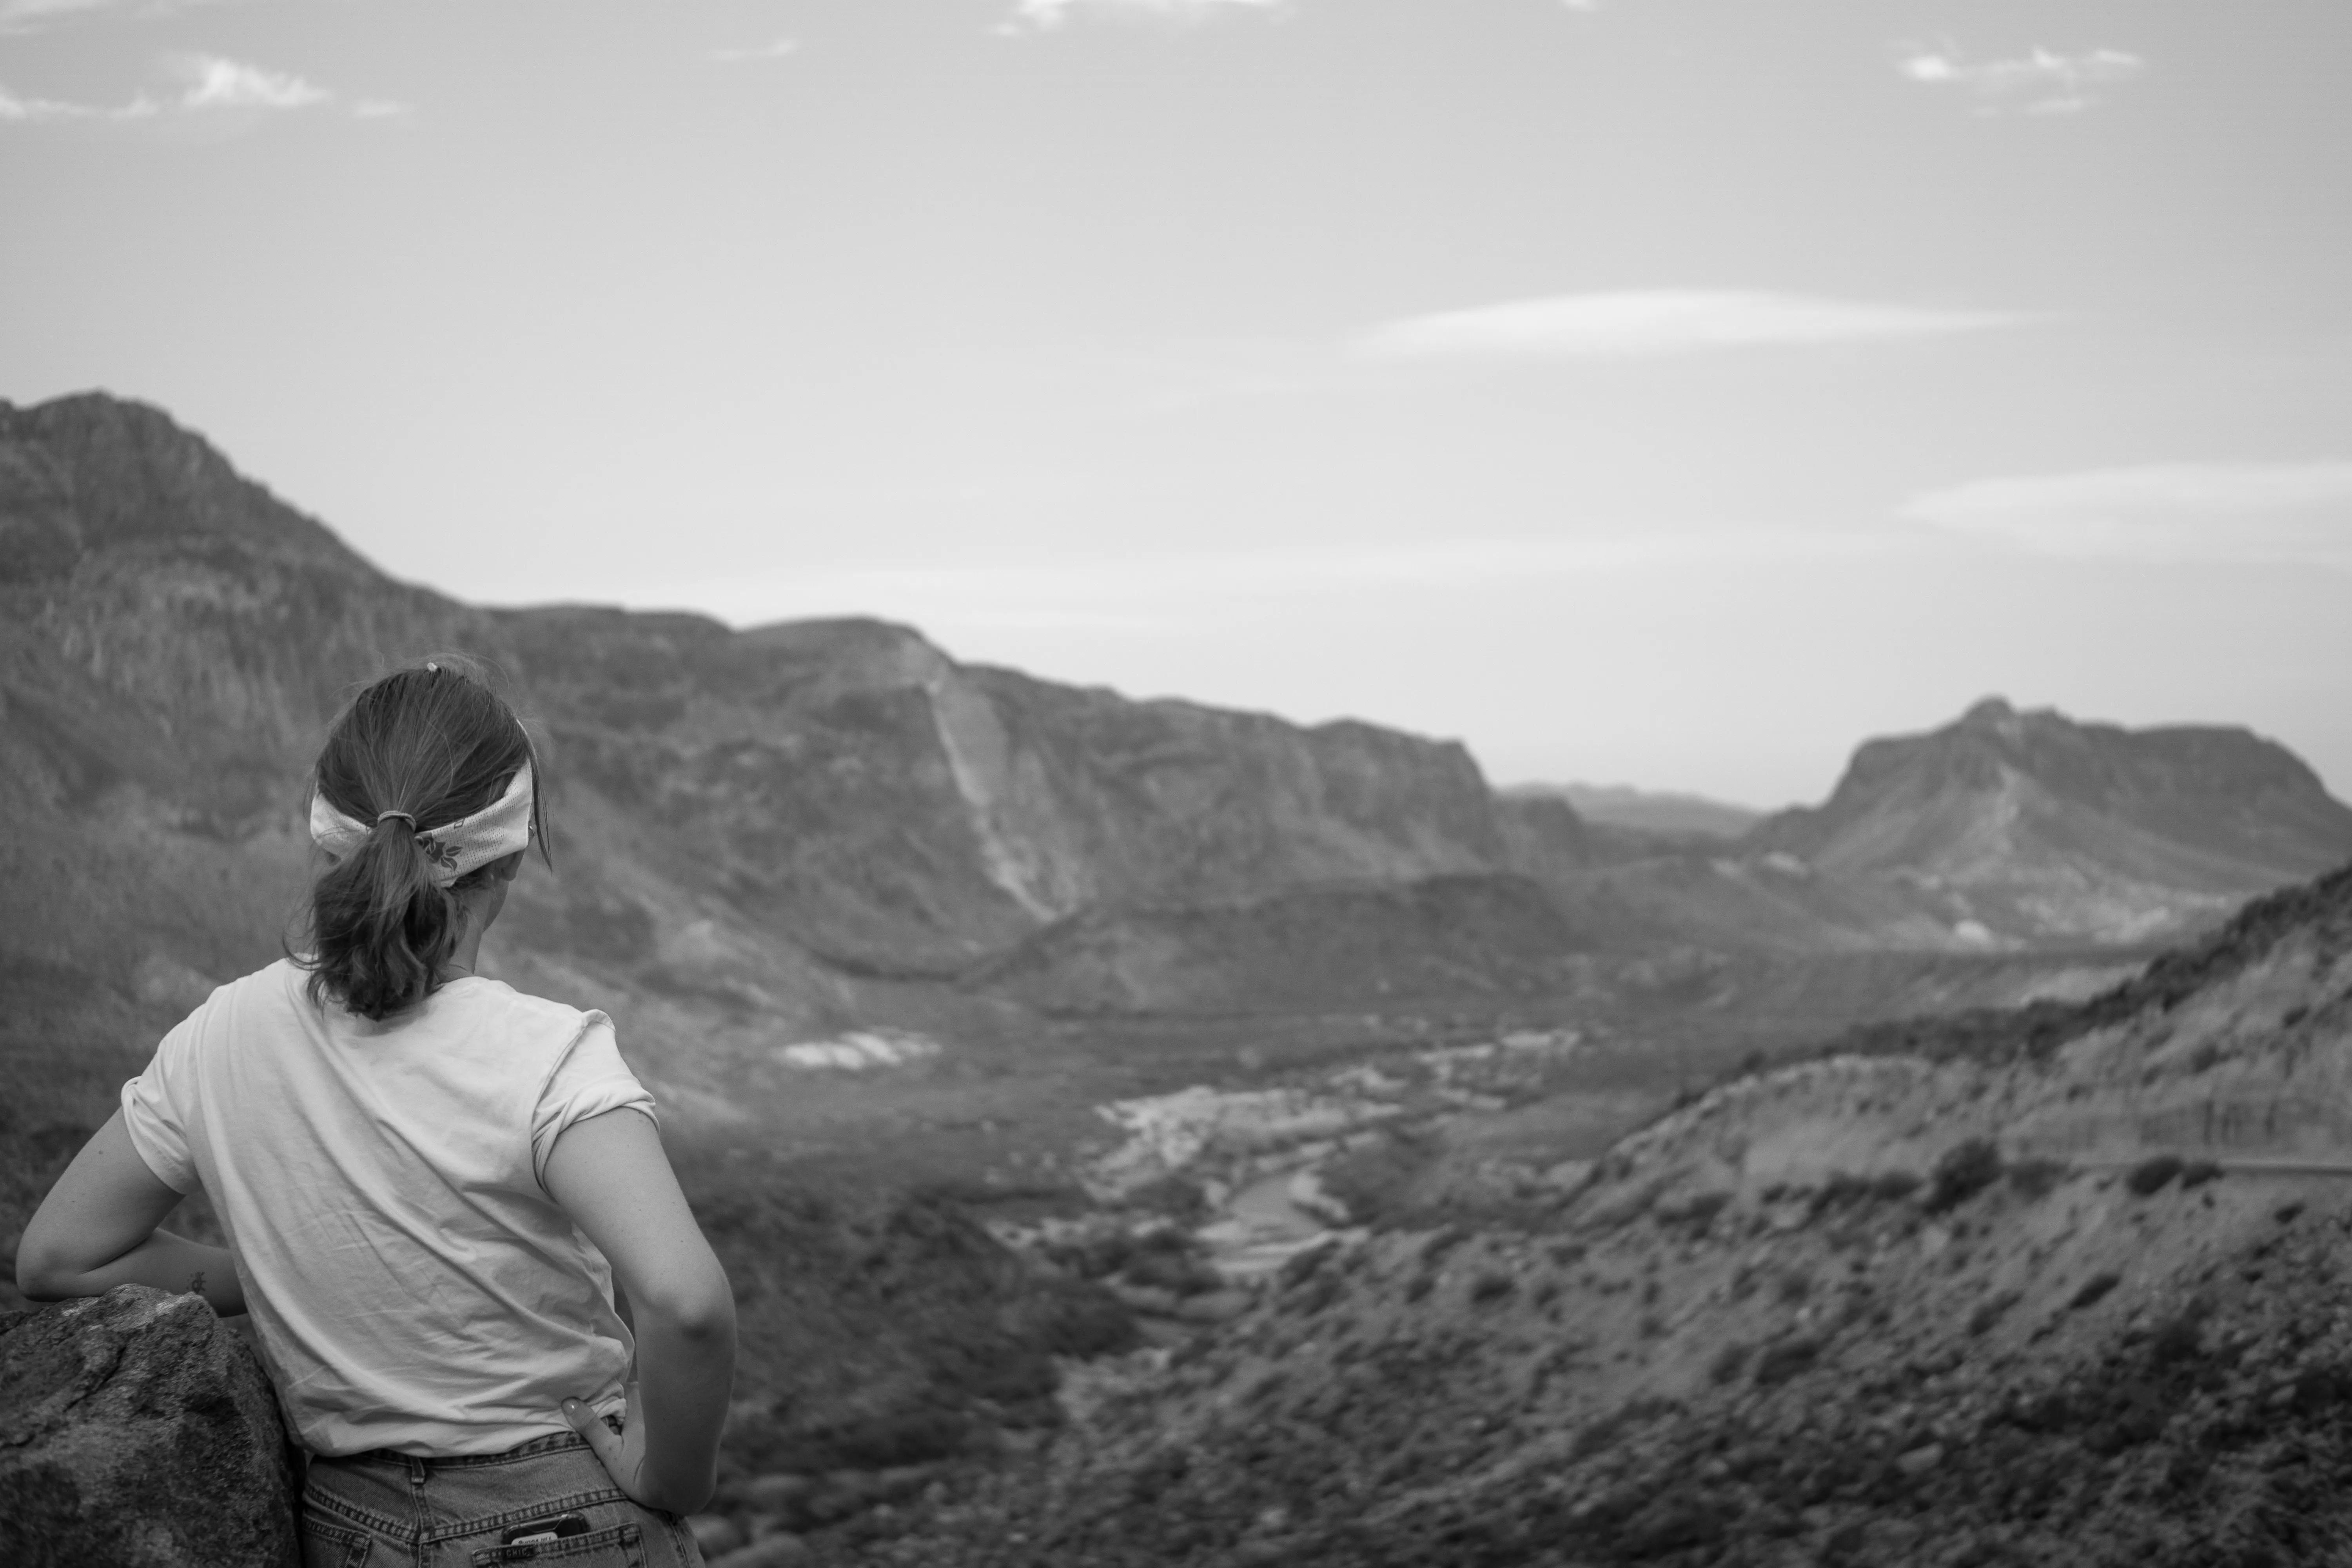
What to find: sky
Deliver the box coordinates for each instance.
[4,0,2349,807]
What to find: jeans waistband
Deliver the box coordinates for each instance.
[332,1415,620,1470]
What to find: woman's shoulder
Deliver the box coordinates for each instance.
[435,976,612,1041]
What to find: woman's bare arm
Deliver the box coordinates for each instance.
[15,1110,245,1316]
[544,1106,736,1515]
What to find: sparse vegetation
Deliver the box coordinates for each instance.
[2070,1272,2122,1310]
[1968,1290,2021,1336]
[2005,1157,2069,1198]
[1752,1335,1820,1387]
[1469,1270,1515,1305]
[1925,1138,2004,1213]
[2126,1154,2185,1196]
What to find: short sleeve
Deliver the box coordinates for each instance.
[529,1011,657,1189]
[120,1011,203,1195]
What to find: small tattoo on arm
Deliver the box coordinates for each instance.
[186,1271,206,1297]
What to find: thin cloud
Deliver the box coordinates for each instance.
[1004,0,1283,32]
[174,54,327,111]
[711,36,799,63]
[1896,43,2144,116]
[1353,290,2024,363]
[0,84,149,120]
[0,54,379,126]
[1900,462,2352,569]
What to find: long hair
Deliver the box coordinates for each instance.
[299,659,552,1020]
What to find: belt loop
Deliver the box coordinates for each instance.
[407,1454,428,1490]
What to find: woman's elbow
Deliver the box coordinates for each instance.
[15,1242,77,1302]
[639,1267,736,1342]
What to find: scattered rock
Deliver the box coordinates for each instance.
[0,1286,298,1567]
[1895,1443,1944,1476]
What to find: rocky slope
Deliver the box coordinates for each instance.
[1744,697,2352,947]
[9,394,2348,1051]
[818,863,2352,1566]
[1559,699,2352,959]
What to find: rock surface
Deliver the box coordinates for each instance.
[0,1285,298,1568]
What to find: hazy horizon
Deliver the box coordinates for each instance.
[5,0,2348,804]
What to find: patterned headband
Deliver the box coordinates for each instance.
[309,763,535,887]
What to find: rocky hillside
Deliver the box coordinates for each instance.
[1562,699,2352,958]
[9,394,2348,1049]
[0,392,1545,1061]
[823,863,2352,1566]
[1747,696,2352,946]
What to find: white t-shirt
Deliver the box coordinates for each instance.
[120,958,655,1457]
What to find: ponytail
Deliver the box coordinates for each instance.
[299,660,549,1021]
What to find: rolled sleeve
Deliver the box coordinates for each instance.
[121,1023,200,1195]
[530,1012,657,1189]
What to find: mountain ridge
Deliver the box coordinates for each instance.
[5,390,2349,1039]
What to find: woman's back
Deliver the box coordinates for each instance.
[123,958,652,1455]
[18,658,735,1550]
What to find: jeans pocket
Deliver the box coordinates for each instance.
[469,1521,644,1566]
[301,1514,374,1568]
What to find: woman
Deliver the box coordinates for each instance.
[16,661,734,1566]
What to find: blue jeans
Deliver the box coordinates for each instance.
[300,1429,706,1567]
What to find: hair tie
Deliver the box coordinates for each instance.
[313,765,534,887]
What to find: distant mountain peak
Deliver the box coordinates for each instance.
[1,390,362,579]
[1959,694,2018,726]
[1746,697,2352,945]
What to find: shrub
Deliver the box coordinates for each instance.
[1777,1269,1813,1305]
[1925,1139,2004,1213]
[1753,1337,1820,1387]
[2149,1300,2210,1366]
[1421,1225,1472,1266]
[2178,1160,2223,1190]
[2070,1272,2121,1310]
[2125,1155,2184,1197]
[2005,1158,2068,1199]
[1470,1271,1516,1305]
[1708,1342,1751,1385]
[1279,1243,1332,1288]
[1872,1169,1923,1202]
[1125,1251,1223,1298]
[1404,1273,1434,1304]
[1968,1290,2022,1336]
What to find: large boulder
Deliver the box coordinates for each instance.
[0,1285,299,1567]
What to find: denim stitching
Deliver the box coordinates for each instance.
[421,1488,634,1543]
[465,1521,643,1564]
[303,1482,412,1539]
